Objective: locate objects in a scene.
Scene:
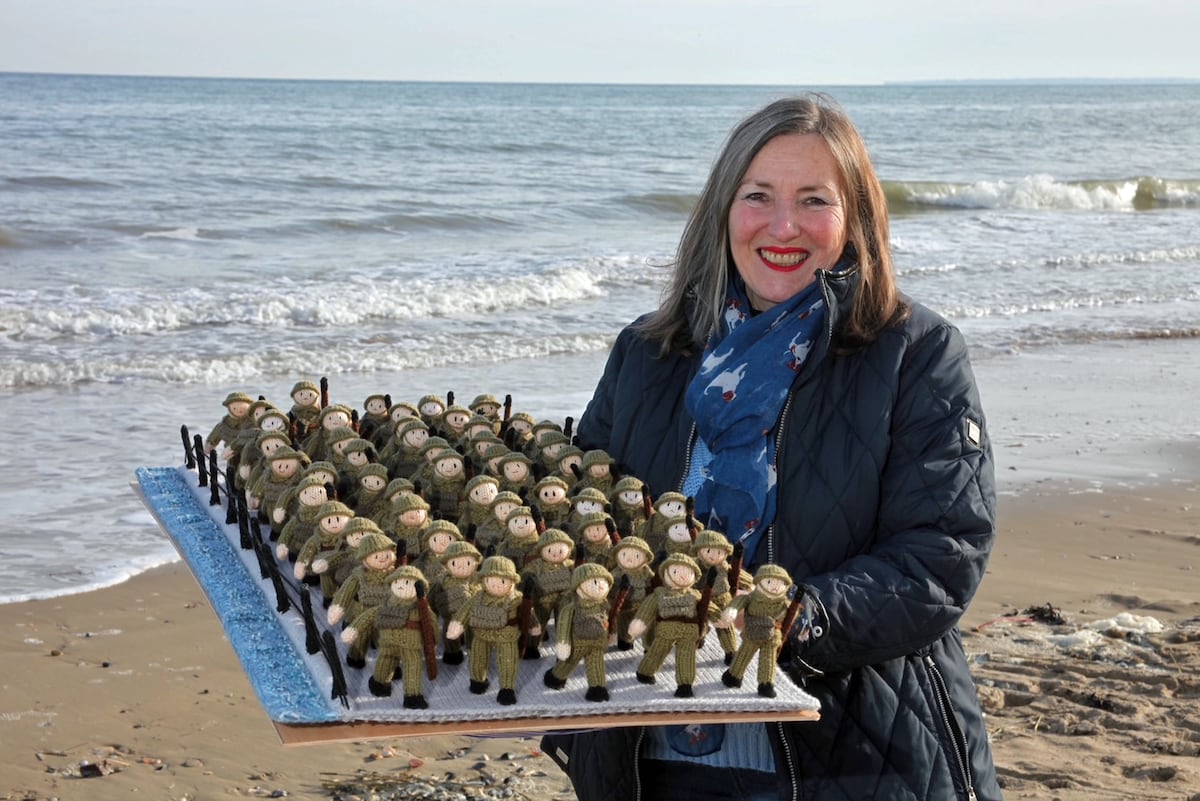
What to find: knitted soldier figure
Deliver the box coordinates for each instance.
[573,449,617,497]
[459,414,499,452]
[662,514,697,556]
[446,556,538,705]
[456,474,500,540]
[294,501,356,603]
[496,506,541,569]
[371,477,417,533]
[629,552,718,697]
[275,460,338,525]
[413,519,462,587]
[301,404,354,462]
[720,563,794,698]
[543,563,615,702]
[437,404,472,442]
[241,430,292,503]
[288,380,323,435]
[468,393,503,427]
[575,511,615,565]
[473,490,522,554]
[504,411,536,453]
[433,540,482,665]
[372,400,420,450]
[555,445,585,490]
[532,475,572,530]
[609,475,648,539]
[329,528,399,668]
[205,390,255,457]
[351,462,390,519]
[636,491,689,554]
[427,449,468,522]
[387,493,431,563]
[275,475,329,559]
[380,418,429,475]
[322,514,375,591]
[233,403,288,487]
[319,427,360,480]
[338,437,379,504]
[481,443,512,480]
[357,393,391,445]
[535,430,571,475]
[464,432,503,478]
[248,445,306,526]
[566,487,610,544]
[691,530,740,665]
[496,451,536,497]
[416,394,446,430]
[523,528,575,634]
[523,419,563,462]
[343,564,436,707]
[608,536,655,650]
[409,436,453,490]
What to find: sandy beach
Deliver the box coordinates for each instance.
[1,473,1195,800]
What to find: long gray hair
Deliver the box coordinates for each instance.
[637,93,901,355]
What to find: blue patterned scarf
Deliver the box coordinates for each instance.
[683,278,825,561]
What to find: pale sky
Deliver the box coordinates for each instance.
[1,0,1196,85]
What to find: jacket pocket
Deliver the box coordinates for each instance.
[921,651,978,801]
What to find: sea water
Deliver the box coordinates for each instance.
[1,74,1198,602]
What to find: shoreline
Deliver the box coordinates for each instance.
[2,478,1195,800]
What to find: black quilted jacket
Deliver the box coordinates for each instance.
[542,266,1002,801]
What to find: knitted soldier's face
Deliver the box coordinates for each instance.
[260,438,286,458]
[616,547,648,569]
[509,419,532,436]
[507,514,537,538]
[261,415,288,433]
[346,450,370,468]
[271,457,302,480]
[493,501,518,523]
[345,531,366,549]
[228,400,251,419]
[469,482,498,506]
[618,489,642,507]
[542,441,565,460]
[435,456,464,479]
[559,454,583,475]
[427,531,455,554]
[582,524,608,544]
[487,455,506,474]
[667,522,691,544]
[403,428,429,449]
[323,411,351,430]
[390,577,418,599]
[293,388,319,408]
[365,549,396,571]
[468,422,493,440]
[424,446,449,464]
[474,402,500,419]
[664,564,697,589]
[538,483,567,506]
[399,508,428,528]
[365,397,388,415]
[472,439,494,459]
[420,400,444,418]
[575,499,602,516]
[447,556,480,578]
[577,577,612,602]
[534,428,558,446]
[541,542,571,563]
[659,499,686,517]
[758,576,789,597]
[390,406,415,424]
[587,462,611,479]
[698,546,727,566]
[361,473,387,492]
[322,513,350,535]
[502,460,529,483]
[483,576,514,597]
[310,469,337,486]
[299,485,327,506]
[331,439,352,457]
[444,410,470,433]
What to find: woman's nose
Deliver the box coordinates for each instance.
[768,204,800,239]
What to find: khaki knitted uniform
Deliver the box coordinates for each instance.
[428,473,466,521]
[699,564,739,659]
[390,522,429,563]
[454,589,523,691]
[355,600,427,697]
[725,590,789,687]
[496,532,540,570]
[332,566,395,662]
[433,574,479,661]
[525,558,575,628]
[297,530,345,600]
[205,412,251,452]
[610,564,654,647]
[277,501,323,555]
[549,597,611,688]
[634,586,705,687]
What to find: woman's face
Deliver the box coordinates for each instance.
[727,133,847,311]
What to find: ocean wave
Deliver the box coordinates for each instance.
[620,192,698,216]
[969,324,1200,353]
[138,226,206,241]
[1,174,118,191]
[884,176,1200,213]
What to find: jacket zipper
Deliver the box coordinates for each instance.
[924,654,977,801]
[675,422,697,493]
[773,721,800,801]
[633,726,646,801]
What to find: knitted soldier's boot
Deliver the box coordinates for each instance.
[368,677,392,697]
[497,688,517,705]
[721,669,742,688]
[543,668,567,690]
[585,685,610,703]
[674,683,694,698]
[469,679,490,694]
[403,694,429,709]
[757,682,776,698]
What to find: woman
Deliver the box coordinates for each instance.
[541,94,1001,801]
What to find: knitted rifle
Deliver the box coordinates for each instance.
[607,573,631,637]
[415,581,440,680]
[728,542,745,595]
[518,574,539,659]
[695,565,718,646]
[319,376,329,409]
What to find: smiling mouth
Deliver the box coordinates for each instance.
[758,248,808,270]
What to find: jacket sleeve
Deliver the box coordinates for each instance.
[788,320,996,676]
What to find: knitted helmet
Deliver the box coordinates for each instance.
[396,418,430,437]
[318,404,354,425]
[223,391,254,408]
[266,445,303,464]
[326,426,358,446]
[385,564,427,587]
[470,393,500,412]
[363,393,388,410]
[581,449,615,469]
[658,552,701,580]
[303,461,338,480]
[392,493,431,515]
[255,429,291,448]
[753,564,793,586]
[417,394,445,412]
[571,562,614,592]
[498,451,533,468]
[612,475,645,495]
[290,380,320,398]
[692,529,734,555]
[358,462,389,482]
[258,408,290,430]
[479,555,520,583]
[352,530,396,562]
[531,419,563,435]
[317,500,354,520]
[384,477,415,498]
[538,430,571,449]
[537,527,574,550]
[508,411,536,428]
[571,486,610,509]
[422,519,463,548]
[465,474,500,494]
[388,401,420,419]
[534,475,570,496]
[654,491,688,510]
[296,474,328,492]
[343,438,377,458]
[489,491,523,512]
[418,437,451,457]
[577,511,611,533]
[440,540,483,565]
[611,535,654,562]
